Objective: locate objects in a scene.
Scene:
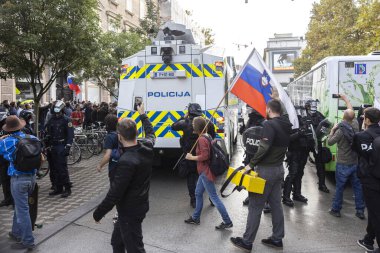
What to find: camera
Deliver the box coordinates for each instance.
[332,94,341,98]
[161,47,173,65]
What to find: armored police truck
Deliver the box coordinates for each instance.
[287,53,380,171]
[117,22,239,160]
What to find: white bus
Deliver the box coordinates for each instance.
[288,54,380,171]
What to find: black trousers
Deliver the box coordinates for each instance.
[48,144,70,189]
[283,150,309,198]
[187,172,198,199]
[313,142,326,187]
[111,214,146,253]
[0,165,12,204]
[362,186,380,247]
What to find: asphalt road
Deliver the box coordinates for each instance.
[9,143,369,253]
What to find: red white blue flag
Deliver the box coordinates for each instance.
[67,74,81,95]
[230,49,298,128]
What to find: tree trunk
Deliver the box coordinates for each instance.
[33,98,40,136]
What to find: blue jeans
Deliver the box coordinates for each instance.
[332,163,365,212]
[192,173,232,224]
[11,174,36,246]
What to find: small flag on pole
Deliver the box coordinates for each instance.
[230,49,299,128]
[67,74,81,95]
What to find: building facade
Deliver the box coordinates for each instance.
[264,33,306,87]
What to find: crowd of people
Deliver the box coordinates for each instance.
[0,91,379,252]
[0,99,118,250]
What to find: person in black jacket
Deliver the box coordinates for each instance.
[305,100,330,193]
[353,107,380,253]
[171,103,202,208]
[93,103,155,253]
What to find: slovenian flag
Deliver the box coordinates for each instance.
[230,49,299,128]
[67,74,81,95]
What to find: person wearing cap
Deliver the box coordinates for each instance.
[0,116,39,250]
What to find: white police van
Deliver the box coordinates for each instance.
[117,22,239,159]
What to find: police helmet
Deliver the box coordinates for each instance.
[188,103,202,117]
[305,99,318,114]
[54,101,65,113]
[19,110,33,122]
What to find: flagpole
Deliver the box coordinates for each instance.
[172,48,258,171]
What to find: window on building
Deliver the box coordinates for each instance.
[140,0,146,19]
[126,0,133,12]
[108,16,119,32]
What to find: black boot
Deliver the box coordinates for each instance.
[282,197,294,207]
[49,187,63,196]
[190,197,196,208]
[61,187,72,198]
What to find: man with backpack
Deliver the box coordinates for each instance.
[0,115,42,250]
[353,107,380,253]
[184,116,233,230]
[327,94,365,219]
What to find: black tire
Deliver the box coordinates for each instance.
[67,142,81,165]
[37,153,49,179]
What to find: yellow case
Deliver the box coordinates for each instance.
[226,167,266,194]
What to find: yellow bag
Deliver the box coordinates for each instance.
[220,167,266,197]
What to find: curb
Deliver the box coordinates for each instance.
[2,192,106,253]
[34,192,107,246]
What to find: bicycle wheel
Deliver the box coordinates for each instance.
[87,134,103,155]
[37,153,49,179]
[77,137,93,160]
[67,142,81,165]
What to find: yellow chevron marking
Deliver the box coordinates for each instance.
[174,64,191,78]
[135,64,149,79]
[202,65,214,78]
[190,64,203,77]
[146,64,163,79]
[208,64,223,77]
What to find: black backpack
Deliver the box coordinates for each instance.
[203,135,229,177]
[366,130,380,179]
[14,135,42,172]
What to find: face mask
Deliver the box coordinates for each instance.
[54,107,61,113]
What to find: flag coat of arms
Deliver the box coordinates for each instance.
[230,49,299,129]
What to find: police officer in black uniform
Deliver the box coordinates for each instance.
[240,107,265,206]
[305,100,329,193]
[283,114,314,207]
[172,103,203,208]
[45,101,74,198]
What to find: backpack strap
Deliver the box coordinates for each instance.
[220,166,246,198]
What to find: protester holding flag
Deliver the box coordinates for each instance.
[228,49,295,251]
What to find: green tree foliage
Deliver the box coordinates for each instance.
[201,28,215,46]
[356,0,380,51]
[132,0,161,39]
[0,0,100,131]
[294,0,379,77]
[83,31,149,99]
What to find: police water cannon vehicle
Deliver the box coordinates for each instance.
[117,22,239,160]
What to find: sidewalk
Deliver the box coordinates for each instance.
[0,155,109,252]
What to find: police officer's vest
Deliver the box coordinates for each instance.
[242,126,263,155]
